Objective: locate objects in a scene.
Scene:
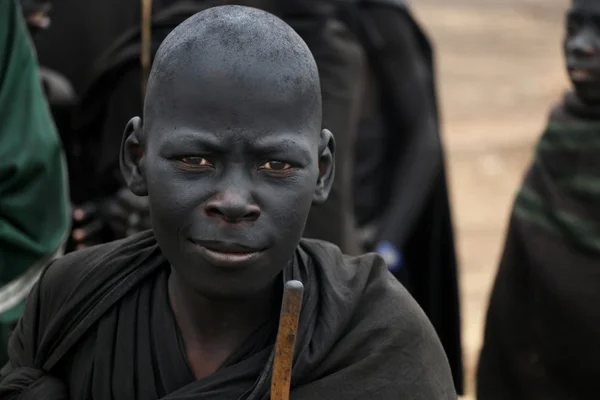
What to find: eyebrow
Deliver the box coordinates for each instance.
[158,130,314,162]
[159,130,229,154]
[248,136,313,162]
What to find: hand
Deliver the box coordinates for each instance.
[39,67,77,107]
[375,241,403,273]
[105,188,151,238]
[70,202,107,250]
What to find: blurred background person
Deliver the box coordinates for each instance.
[478,0,600,398]
[339,0,463,393]
[0,0,70,365]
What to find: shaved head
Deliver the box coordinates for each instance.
[121,5,335,299]
[145,5,322,132]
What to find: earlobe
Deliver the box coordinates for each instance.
[313,129,335,204]
[119,117,148,196]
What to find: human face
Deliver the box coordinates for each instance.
[565,0,600,103]
[141,52,323,299]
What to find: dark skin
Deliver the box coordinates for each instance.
[565,0,600,104]
[120,6,334,380]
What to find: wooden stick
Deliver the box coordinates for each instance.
[271,280,304,400]
[141,0,153,100]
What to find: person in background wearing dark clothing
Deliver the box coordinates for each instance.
[478,1,600,398]
[33,0,364,254]
[281,2,364,254]
[342,0,463,393]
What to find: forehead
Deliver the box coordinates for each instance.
[145,50,320,145]
[570,0,600,16]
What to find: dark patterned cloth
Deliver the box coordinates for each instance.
[477,92,600,399]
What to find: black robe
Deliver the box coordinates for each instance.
[344,0,463,393]
[477,93,600,399]
[0,232,456,399]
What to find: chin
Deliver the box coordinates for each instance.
[173,251,284,296]
[187,270,280,300]
[573,84,600,105]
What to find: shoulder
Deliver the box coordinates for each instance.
[37,231,158,321]
[37,240,124,319]
[355,256,456,395]
[2,232,160,372]
[299,239,456,395]
[299,238,444,339]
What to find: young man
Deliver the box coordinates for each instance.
[0,6,455,399]
[478,1,600,398]
[0,0,70,367]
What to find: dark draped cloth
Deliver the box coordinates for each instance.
[344,0,463,392]
[477,92,600,399]
[0,232,456,399]
[34,0,362,253]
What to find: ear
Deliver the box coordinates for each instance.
[120,117,148,196]
[313,129,335,204]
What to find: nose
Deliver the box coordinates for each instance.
[568,29,597,58]
[204,190,261,223]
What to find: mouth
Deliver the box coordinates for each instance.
[568,67,596,82]
[188,239,265,268]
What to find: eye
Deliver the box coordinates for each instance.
[259,161,292,171]
[180,156,213,167]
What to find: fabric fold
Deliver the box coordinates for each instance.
[1,231,456,399]
[0,366,67,400]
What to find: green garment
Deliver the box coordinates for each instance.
[0,0,70,359]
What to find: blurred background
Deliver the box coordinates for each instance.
[411,0,569,397]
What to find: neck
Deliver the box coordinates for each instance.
[168,270,280,344]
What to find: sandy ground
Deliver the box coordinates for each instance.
[409,0,570,397]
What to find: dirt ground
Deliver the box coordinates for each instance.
[409,0,570,397]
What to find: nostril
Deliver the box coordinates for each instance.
[243,206,261,222]
[205,204,225,219]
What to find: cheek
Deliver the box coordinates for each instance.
[257,178,315,233]
[145,161,201,227]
